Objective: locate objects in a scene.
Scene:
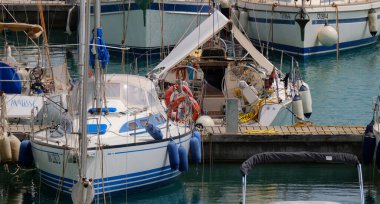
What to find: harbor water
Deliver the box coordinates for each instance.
[2,31,380,203]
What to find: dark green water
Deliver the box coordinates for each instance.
[2,31,380,203]
[2,163,380,203]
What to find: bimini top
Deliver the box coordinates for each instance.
[151,10,274,79]
[240,152,360,176]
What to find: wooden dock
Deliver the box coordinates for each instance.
[202,125,366,162]
[7,124,367,162]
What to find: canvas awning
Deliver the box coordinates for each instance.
[231,24,274,73]
[240,152,360,176]
[0,22,43,38]
[153,10,229,79]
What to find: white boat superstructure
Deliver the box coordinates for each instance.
[235,0,380,57]
[31,74,192,195]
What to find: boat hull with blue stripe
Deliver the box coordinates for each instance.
[91,1,210,55]
[236,0,380,57]
[31,74,192,196]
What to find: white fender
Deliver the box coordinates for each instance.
[71,179,94,204]
[299,83,312,118]
[9,134,20,162]
[292,94,304,123]
[317,25,338,47]
[0,133,12,163]
[238,80,258,104]
[238,10,249,31]
[368,8,378,36]
[196,115,215,127]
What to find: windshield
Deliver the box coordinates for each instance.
[119,83,161,109]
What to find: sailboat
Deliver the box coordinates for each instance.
[147,10,312,127]
[31,0,193,200]
[0,21,72,126]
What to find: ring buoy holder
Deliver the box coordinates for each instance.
[168,96,200,122]
[164,85,193,107]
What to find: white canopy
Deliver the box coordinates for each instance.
[152,10,275,78]
[153,10,229,79]
[231,24,274,73]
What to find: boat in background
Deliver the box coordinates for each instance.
[363,92,380,170]
[240,152,364,204]
[234,0,380,57]
[0,23,71,128]
[148,10,313,127]
[92,0,212,56]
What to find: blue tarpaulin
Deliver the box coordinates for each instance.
[0,61,22,94]
[90,27,110,69]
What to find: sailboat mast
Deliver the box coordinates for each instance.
[79,0,90,178]
[93,0,102,113]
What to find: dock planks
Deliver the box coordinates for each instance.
[205,125,365,136]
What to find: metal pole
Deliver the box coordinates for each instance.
[242,175,246,204]
[78,0,90,179]
[357,164,364,204]
[93,0,102,113]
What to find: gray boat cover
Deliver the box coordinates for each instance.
[240,152,359,176]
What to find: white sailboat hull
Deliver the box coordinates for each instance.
[237,1,380,57]
[31,133,191,195]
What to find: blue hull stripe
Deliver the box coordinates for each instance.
[39,167,180,194]
[252,35,378,56]
[249,15,380,25]
[40,165,174,184]
[96,3,210,13]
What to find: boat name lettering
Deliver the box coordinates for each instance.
[47,153,61,164]
[280,13,291,19]
[317,13,328,19]
[8,99,36,108]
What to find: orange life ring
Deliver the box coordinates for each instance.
[167,96,200,121]
[164,85,193,107]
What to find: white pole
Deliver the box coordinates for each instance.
[78,0,90,179]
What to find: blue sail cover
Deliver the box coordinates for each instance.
[90,28,110,69]
[0,61,21,94]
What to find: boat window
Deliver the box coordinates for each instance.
[160,114,166,123]
[105,83,120,98]
[128,122,138,130]
[155,116,161,123]
[123,84,148,107]
[140,119,148,127]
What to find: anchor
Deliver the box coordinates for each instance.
[295,8,310,41]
